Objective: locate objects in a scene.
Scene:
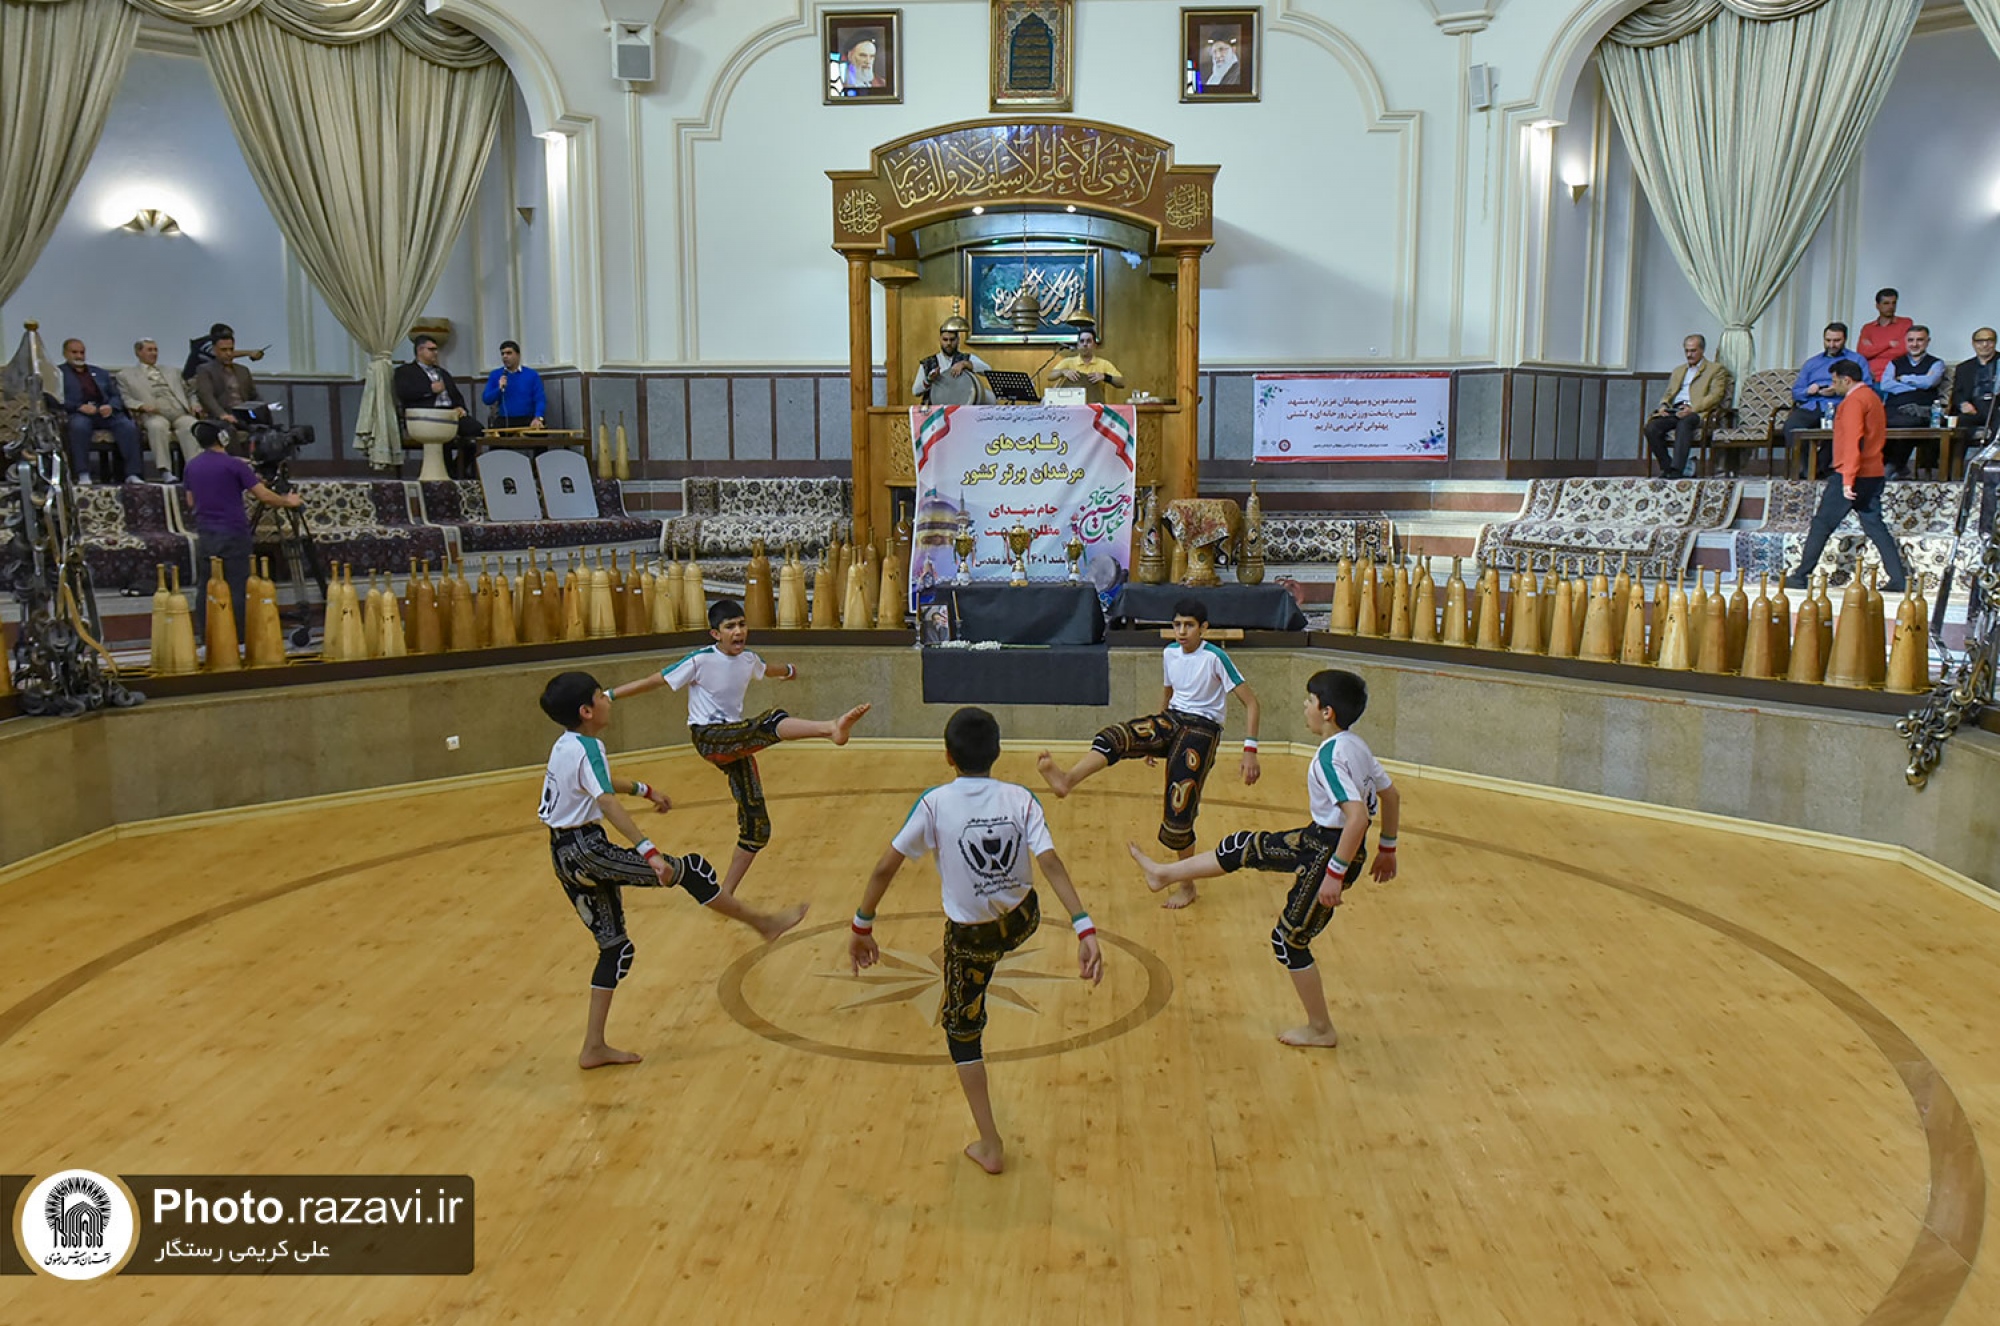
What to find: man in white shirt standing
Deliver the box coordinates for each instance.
[116,338,202,473]
[849,707,1103,1175]
[1037,597,1261,909]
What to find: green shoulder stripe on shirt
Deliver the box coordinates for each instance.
[1316,737,1350,802]
[1203,640,1245,686]
[578,733,616,794]
[661,645,713,679]
[896,786,940,837]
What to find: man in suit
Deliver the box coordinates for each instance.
[192,335,263,448]
[116,338,203,474]
[55,338,144,484]
[394,334,482,478]
[1952,327,1999,448]
[1645,334,1731,478]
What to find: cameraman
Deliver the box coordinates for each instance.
[192,335,263,449]
[182,421,302,639]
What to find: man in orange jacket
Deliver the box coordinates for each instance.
[1785,359,1908,593]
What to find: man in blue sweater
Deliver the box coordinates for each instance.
[482,340,547,430]
[1783,323,1871,478]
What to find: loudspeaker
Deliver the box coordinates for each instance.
[1469,63,1495,111]
[613,22,654,83]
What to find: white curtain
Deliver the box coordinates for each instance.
[1966,0,2000,64]
[1608,0,1831,48]
[0,0,141,305]
[1600,0,1923,385]
[197,10,506,465]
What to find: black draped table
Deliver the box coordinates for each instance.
[935,582,1105,645]
[1111,583,1307,632]
[921,646,1111,706]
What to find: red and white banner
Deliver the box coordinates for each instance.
[909,404,1137,587]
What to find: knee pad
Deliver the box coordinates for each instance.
[1217,830,1256,872]
[591,938,635,990]
[1270,924,1314,971]
[1090,728,1121,762]
[678,852,722,903]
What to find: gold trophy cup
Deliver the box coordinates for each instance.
[1065,532,1086,584]
[1007,522,1033,587]
[952,513,976,585]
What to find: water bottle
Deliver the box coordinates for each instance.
[1820,397,1834,424]
[1930,399,1944,429]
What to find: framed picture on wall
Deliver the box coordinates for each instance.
[991,0,1073,111]
[962,246,1100,344]
[1181,7,1260,102]
[825,10,902,104]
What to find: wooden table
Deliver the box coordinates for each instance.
[1789,427,1959,482]
[480,428,588,457]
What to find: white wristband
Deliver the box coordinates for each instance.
[1070,912,1096,938]
[1242,739,1258,752]
[635,838,661,860]
[633,780,651,799]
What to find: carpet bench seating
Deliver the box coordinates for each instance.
[1474,477,1740,579]
[75,481,196,593]
[1732,479,1973,590]
[663,476,851,559]
[417,479,660,556]
[271,480,449,577]
[1259,514,1398,566]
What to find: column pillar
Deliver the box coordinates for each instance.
[1171,249,1203,503]
[846,251,876,545]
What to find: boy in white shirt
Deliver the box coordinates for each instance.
[610,598,869,896]
[1129,669,1400,1049]
[1037,597,1261,909]
[849,707,1104,1175]
[537,671,806,1069]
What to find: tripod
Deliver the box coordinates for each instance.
[251,461,328,647]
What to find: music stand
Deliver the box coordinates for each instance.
[983,371,1041,404]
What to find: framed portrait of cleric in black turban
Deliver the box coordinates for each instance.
[824,11,902,105]
[1181,8,1260,103]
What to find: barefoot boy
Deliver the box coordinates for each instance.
[610,599,869,895]
[537,670,806,1069]
[849,707,1104,1175]
[1129,669,1398,1048]
[1038,597,1260,909]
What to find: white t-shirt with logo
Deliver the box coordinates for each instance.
[891,777,1054,924]
[540,731,615,829]
[1163,642,1245,724]
[1306,730,1392,830]
[661,645,767,726]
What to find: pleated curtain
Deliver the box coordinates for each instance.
[1967,0,2000,63]
[1599,0,1923,385]
[0,0,141,306]
[0,0,504,467]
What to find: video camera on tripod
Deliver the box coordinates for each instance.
[238,401,315,490]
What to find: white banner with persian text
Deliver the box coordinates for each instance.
[1252,372,1451,462]
[909,404,1137,587]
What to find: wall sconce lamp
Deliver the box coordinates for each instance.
[1560,165,1590,205]
[119,208,181,236]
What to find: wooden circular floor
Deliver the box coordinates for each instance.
[0,746,1992,1324]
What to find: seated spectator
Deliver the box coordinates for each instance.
[54,338,144,484]
[1644,333,1730,478]
[1878,324,1944,479]
[481,339,546,430]
[1952,327,1999,443]
[192,336,264,447]
[1855,287,1911,381]
[1783,322,1871,478]
[394,334,482,478]
[116,338,203,474]
[182,321,264,383]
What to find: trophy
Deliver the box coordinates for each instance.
[952,512,975,586]
[1006,522,1032,586]
[1064,530,1085,584]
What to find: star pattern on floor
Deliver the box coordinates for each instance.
[819,942,1076,1025]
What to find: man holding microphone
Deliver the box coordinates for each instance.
[482,340,546,430]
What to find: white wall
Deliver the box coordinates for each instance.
[0,46,548,382]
